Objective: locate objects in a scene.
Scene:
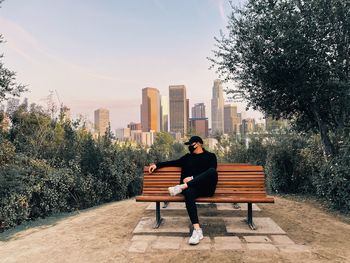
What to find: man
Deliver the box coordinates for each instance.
[148,136,218,245]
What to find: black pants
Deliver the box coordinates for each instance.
[182,168,218,224]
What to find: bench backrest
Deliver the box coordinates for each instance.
[142,163,267,198]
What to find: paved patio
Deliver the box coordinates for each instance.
[129,203,310,253]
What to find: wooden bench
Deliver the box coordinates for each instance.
[136,163,274,230]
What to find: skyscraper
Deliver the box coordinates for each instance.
[160,95,169,132]
[169,85,187,136]
[141,87,160,132]
[189,118,209,138]
[224,104,241,134]
[211,79,225,134]
[192,103,206,118]
[94,108,110,136]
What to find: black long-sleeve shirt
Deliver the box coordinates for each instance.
[155,149,217,184]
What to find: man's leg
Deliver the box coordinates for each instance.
[187,168,218,194]
[182,187,200,225]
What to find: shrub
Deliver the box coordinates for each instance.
[265,134,315,194]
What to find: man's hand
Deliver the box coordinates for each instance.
[183,176,193,183]
[148,163,157,174]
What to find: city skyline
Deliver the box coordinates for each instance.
[0,0,264,130]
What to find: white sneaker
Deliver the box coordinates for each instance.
[189,228,203,245]
[168,185,183,196]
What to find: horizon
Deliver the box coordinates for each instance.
[0,0,264,130]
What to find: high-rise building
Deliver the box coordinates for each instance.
[169,85,188,136]
[94,108,110,136]
[128,122,142,131]
[131,130,155,146]
[224,104,241,134]
[141,87,160,132]
[192,103,206,119]
[265,116,289,132]
[115,128,131,141]
[241,118,256,134]
[211,79,225,134]
[160,95,169,132]
[189,118,209,138]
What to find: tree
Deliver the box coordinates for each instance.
[210,0,350,158]
[0,34,26,102]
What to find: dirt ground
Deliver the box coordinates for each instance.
[0,196,350,263]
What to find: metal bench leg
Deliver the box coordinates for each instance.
[247,203,256,230]
[154,202,163,228]
[162,201,169,208]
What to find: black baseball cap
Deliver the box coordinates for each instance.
[184,136,204,145]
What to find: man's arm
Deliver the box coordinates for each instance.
[148,155,187,173]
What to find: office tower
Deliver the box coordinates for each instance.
[128,122,142,131]
[192,103,206,119]
[141,87,160,132]
[211,79,225,134]
[169,85,187,136]
[241,118,256,134]
[186,99,190,132]
[115,128,131,141]
[224,104,241,134]
[189,118,209,138]
[94,108,110,136]
[265,116,289,132]
[160,95,169,132]
[131,130,155,146]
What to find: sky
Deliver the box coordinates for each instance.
[0,0,263,130]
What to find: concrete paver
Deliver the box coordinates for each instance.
[182,237,211,250]
[243,236,272,243]
[151,237,184,250]
[276,245,310,253]
[246,243,278,251]
[214,236,243,250]
[270,235,295,245]
[131,235,158,242]
[224,217,286,234]
[133,217,189,234]
[128,241,149,253]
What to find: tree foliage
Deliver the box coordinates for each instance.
[0,35,26,103]
[210,0,350,157]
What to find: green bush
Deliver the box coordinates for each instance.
[316,149,350,212]
[265,134,315,194]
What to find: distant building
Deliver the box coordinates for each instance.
[115,128,131,141]
[189,118,209,138]
[211,79,225,134]
[192,103,206,119]
[224,104,241,134]
[141,87,160,132]
[265,116,289,131]
[169,85,188,136]
[94,108,110,136]
[160,95,169,132]
[128,122,142,131]
[131,130,155,146]
[241,118,256,134]
[169,131,182,141]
